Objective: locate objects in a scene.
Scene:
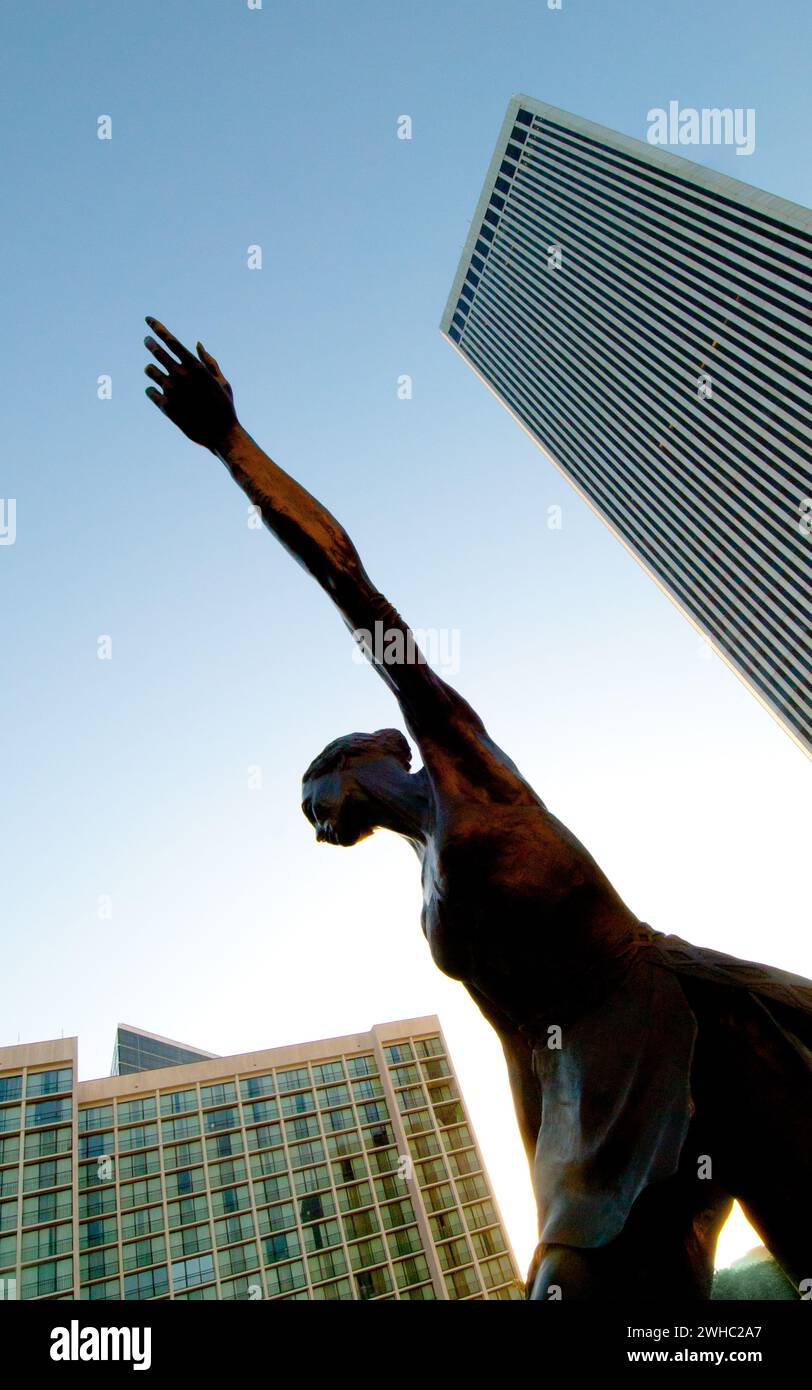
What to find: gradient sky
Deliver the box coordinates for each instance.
[2,0,810,1276]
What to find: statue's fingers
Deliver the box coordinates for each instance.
[145,385,167,410]
[144,316,194,365]
[144,363,168,387]
[145,336,179,373]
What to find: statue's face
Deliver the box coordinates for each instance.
[301,764,375,847]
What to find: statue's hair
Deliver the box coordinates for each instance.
[302,728,412,783]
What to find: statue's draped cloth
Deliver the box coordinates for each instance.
[517,923,812,1251]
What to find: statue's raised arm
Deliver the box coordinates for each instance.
[144,318,492,756]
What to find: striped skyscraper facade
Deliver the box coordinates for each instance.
[441,95,812,756]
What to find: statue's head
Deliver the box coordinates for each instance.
[301,728,412,846]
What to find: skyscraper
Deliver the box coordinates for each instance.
[111,1025,217,1077]
[0,1018,523,1301]
[441,95,812,756]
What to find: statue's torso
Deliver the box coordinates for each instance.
[418,785,640,1025]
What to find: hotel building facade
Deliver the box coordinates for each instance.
[441,95,812,755]
[0,1019,523,1301]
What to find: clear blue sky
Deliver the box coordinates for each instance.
[2,0,810,1268]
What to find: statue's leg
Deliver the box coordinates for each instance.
[527,1150,732,1301]
[685,979,812,1292]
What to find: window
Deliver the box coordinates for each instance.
[394,1255,430,1289]
[79,1130,114,1160]
[473,1227,506,1259]
[170,1223,212,1259]
[286,1115,319,1142]
[80,1277,121,1301]
[423,1183,455,1214]
[368,1148,399,1177]
[78,1105,114,1134]
[240,1074,275,1101]
[22,1190,72,1224]
[455,1174,488,1203]
[204,1108,238,1134]
[26,1068,72,1098]
[302,1219,340,1253]
[275,1067,310,1092]
[24,1126,71,1159]
[308,1248,347,1283]
[122,1236,166,1272]
[265,1260,305,1296]
[171,1254,215,1292]
[280,1091,315,1118]
[333,1156,366,1186]
[211,1185,250,1218]
[254,1173,291,1205]
[384,1044,412,1064]
[118,1124,158,1152]
[342,1208,378,1240]
[260,1201,295,1234]
[166,1167,205,1199]
[430,1209,463,1241]
[408,1132,441,1160]
[445,1266,481,1298]
[200,1082,237,1108]
[117,1096,157,1125]
[448,1149,481,1179]
[0,1076,22,1104]
[165,1141,203,1169]
[120,1205,163,1240]
[243,1100,278,1125]
[161,1116,200,1143]
[293,1163,329,1196]
[23,1157,72,1193]
[160,1089,197,1117]
[288,1141,324,1171]
[26,1098,72,1128]
[437,1236,472,1271]
[480,1254,516,1289]
[387,1226,423,1259]
[325,1132,362,1161]
[80,1246,119,1282]
[415,1157,448,1186]
[0,1199,19,1233]
[355,1265,391,1299]
[358,1101,389,1125]
[118,1177,162,1212]
[246,1124,282,1153]
[351,1078,382,1101]
[167,1195,209,1228]
[215,1213,254,1247]
[79,1217,117,1251]
[390,1065,419,1087]
[218,1243,259,1279]
[79,1187,117,1219]
[348,1236,386,1272]
[379,1199,415,1231]
[208,1132,243,1160]
[316,1084,349,1109]
[123,1266,169,1299]
[346,1056,376,1078]
[118,1150,160,1181]
[21,1257,73,1297]
[312,1061,344,1085]
[21,1222,72,1260]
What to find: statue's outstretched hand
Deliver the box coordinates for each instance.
[144,317,238,452]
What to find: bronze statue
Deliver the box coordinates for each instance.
[145,318,812,1300]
